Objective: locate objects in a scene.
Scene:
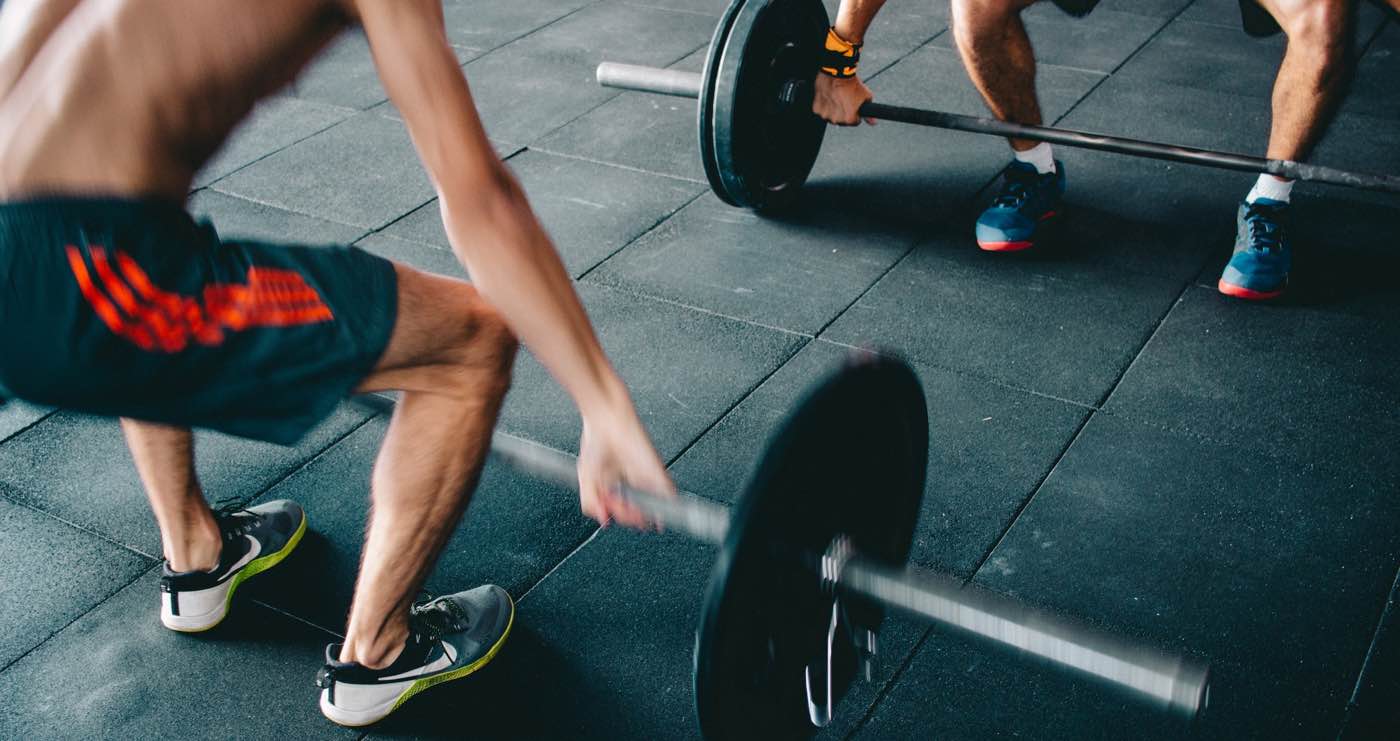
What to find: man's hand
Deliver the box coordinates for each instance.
[813,73,875,126]
[576,395,676,530]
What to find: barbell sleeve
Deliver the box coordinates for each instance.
[489,431,1209,719]
[596,62,1400,195]
[836,554,1210,719]
[597,63,703,99]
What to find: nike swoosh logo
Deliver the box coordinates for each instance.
[380,648,454,682]
[216,535,261,581]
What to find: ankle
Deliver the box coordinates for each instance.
[163,510,222,573]
[340,621,410,669]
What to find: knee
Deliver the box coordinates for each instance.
[434,294,518,399]
[463,303,518,383]
[952,0,1023,44]
[1281,0,1349,62]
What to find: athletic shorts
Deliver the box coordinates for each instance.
[1050,0,1280,36]
[0,197,397,445]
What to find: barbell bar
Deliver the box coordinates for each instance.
[597,61,1400,196]
[490,429,1210,720]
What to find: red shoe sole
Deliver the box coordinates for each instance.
[978,240,1033,252]
[1217,278,1285,300]
[977,212,1056,253]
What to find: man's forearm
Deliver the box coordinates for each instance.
[439,179,629,421]
[833,0,888,44]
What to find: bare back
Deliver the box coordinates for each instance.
[0,0,355,200]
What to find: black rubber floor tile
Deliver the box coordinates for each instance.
[1343,21,1400,121]
[1308,109,1400,183]
[1059,73,1270,155]
[803,46,1103,227]
[380,150,704,277]
[0,571,353,741]
[214,113,435,230]
[1114,20,1286,99]
[1339,568,1400,739]
[363,526,928,741]
[821,239,1187,406]
[496,283,806,459]
[0,400,378,556]
[1181,0,1389,39]
[932,412,1397,739]
[668,340,1089,576]
[244,416,598,634]
[586,193,918,334]
[532,50,709,182]
[440,0,595,52]
[194,97,356,188]
[0,398,50,444]
[461,2,713,144]
[1097,0,1193,16]
[1104,284,1400,483]
[187,190,370,246]
[355,233,467,280]
[0,499,153,669]
[933,5,1168,73]
[292,29,479,110]
[852,624,1192,740]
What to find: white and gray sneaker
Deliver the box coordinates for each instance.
[317,585,515,727]
[159,499,307,632]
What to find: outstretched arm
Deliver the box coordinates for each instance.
[812,0,889,125]
[355,0,674,526]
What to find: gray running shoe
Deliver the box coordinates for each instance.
[317,585,515,727]
[159,499,307,632]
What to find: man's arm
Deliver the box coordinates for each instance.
[833,0,889,44]
[355,0,673,524]
[813,0,888,125]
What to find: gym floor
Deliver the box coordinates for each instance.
[2,0,1398,738]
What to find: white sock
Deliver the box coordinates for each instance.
[1013,143,1056,175]
[1246,174,1294,204]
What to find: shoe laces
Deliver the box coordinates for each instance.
[212,497,260,541]
[409,592,472,642]
[991,165,1041,209]
[1244,202,1286,254]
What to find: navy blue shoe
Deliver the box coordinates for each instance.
[975,160,1065,252]
[1219,198,1291,300]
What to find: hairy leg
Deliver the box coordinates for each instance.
[339,264,518,669]
[122,419,220,572]
[1259,0,1353,163]
[951,0,1045,151]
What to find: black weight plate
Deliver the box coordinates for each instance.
[694,354,928,740]
[703,0,828,210]
[698,0,749,206]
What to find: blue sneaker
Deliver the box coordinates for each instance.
[1219,198,1291,300]
[975,160,1065,252]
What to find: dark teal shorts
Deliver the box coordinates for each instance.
[0,197,397,445]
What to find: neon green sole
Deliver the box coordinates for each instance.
[329,593,516,727]
[167,511,308,633]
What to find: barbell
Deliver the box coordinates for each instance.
[596,0,1400,210]
[490,353,1210,739]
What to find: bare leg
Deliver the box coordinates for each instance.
[1259,0,1353,165]
[951,0,1045,151]
[338,265,518,669]
[122,420,221,572]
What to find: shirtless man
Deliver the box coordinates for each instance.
[814,0,1392,300]
[0,0,674,727]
